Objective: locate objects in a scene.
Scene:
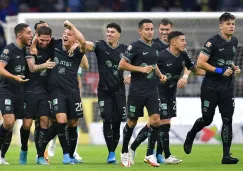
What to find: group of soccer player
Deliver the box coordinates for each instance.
[0,12,241,166]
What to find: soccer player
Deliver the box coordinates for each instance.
[49,20,86,164]
[78,22,128,164]
[119,19,166,167]
[183,12,240,164]
[130,18,191,164]
[0,23,32,164]
[19,26,56,165]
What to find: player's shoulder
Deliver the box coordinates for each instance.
[231,35,238,44]
[126,40,140,51]
[1,43,17,55]
[180,49,192,59]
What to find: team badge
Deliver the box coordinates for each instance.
[205,42,212,47]
[127,45,132,51]
[3,49,9,54]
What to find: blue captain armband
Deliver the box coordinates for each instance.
[215,67,228,75]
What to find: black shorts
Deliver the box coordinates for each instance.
[51,91,83,119]
[159,94,176,119]
[24,92,51,119]
[201,87,234,118]
[98,91,126,123]
[0,94,24,119]
[127,91,160,120]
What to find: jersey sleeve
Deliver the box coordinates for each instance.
[0,47,11,64]
[121,44,137,62]
[182,50,195,70]
[92,40,101,53]
[201,38,215,57]
[25,47,35,59]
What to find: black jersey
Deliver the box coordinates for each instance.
[123,39,160,96]
[157,49,195,97]
[25,44,53,94]
[0,43,26,96]
[93,40,127,94]
[49,40,84,93]
[201,33,238,91]
[153,38,169,51]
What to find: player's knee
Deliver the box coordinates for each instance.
[40,116,49,129]
[67,119,79,127]
[3,120,14,130]
[150,113,160,127]
[56,113,67,123]
[127,119,137,128]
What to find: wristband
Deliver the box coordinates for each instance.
[215,67,223,74]
[183,74,188,78]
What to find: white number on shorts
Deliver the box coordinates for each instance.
[75,102,83,112]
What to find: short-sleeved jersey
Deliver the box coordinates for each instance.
[201,33,238,91]
[0,43,26,96]
[153,38,169,51]
[122,39,160,96]
[25,44,53,94]
[93,40,127,94]
[157,49,195,97]
[48,40,84,93]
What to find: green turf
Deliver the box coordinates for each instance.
[1,144,242,170]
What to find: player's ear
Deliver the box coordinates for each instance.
[219,23,223,30]
[17,32,22,39]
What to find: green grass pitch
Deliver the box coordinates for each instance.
[1,144,242,171]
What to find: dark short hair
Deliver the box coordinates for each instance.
[34,20,49,31]
[138,19,153,29]
[168,31,184,43]
[14,23,29,37]
[37,26,52,37]
[159,18,173,27]
[106,23,121,33]
[219,12,235,23]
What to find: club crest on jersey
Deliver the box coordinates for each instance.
[3,49,9,54]
[233,46,236,54]
[127,45,132,51]
[206,42,212,47]
[217,59,225,67]
[106,60,112,67]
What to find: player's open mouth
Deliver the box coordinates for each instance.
[63,37,68,42]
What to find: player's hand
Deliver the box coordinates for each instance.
[234,66,241,76]
[141,65,154,74]
[14,75,29,83]
[160,74,167,83]
[68,43,79,56]
[44,59,56,69]
[64,20,73,29]
[177,76,188,88]
[123,75,131,84]
[223,67,233,76]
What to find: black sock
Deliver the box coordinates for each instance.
[48,122,58,142]
[131,124,149,151]
[0,124,9,148]
[68,126,78,158]
[112,122,121,151]
[57,123,69,154]
[190,118,205,136]
[221,121,232,157]
[121,124,134,153]
[159,124,171,159]
[156,125,163,156]
[34,120,40,155]
[20,126,30,151]
[38,128,49,158]
[146,125,158,156]
[103,122,114,153]
[1,131,12,158]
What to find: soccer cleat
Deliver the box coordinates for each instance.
[74,152,83,161]
[1,158,9,164]
[73,157,84,164]
[145,155,160,167]
[156,154,165,164]
[221,156,239,164]
[128,147,135,165]
[37,157,49,165]
[184,131,195,154]
[48,140,56,157]
[19,150,28,164]
[62,153,71,164]
[120,153,131,167]
[44,150,49,163]
[107,152,116,164]
[70,158,75,165]
[164,155,182,164]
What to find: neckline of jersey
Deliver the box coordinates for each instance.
[159,38,169,46]
[13,42,24,51]
[106,41,119,49]
[139,39,153,47]
[218,32,231,42]
[166,48,180,58]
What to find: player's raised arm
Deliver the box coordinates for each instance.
[80,54,89,69]
[64,20,86,53]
